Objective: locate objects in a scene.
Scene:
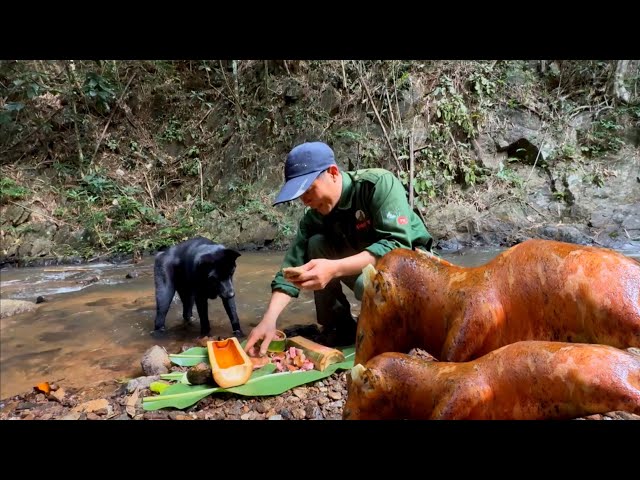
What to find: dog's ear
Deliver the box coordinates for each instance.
[195,246,241,269]
[194,245,224,268]
[223,248,241,262]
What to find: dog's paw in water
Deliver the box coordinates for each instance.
[232,329,246,339]
[150,328,168,339]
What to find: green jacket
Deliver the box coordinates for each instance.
[271,168,433,298]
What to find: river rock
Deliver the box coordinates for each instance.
[140,345,171,376]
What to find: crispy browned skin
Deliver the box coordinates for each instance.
[355,239,640,365]
[344,341,640,420]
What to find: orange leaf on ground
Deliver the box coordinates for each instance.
[35,382,51,394]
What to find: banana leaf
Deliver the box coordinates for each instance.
[168,339,248,367]
[160,372,187,382]
[142,363,277,411]
[143,346,355,411]
[168,347,208,367]
[149,381,171,394]
[143,384,218,410]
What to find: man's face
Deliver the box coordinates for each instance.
[300,170,341,216]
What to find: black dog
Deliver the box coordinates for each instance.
[153,236,244,338]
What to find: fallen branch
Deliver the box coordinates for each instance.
[195,107,214,129]
[525,122,548,185]
[521,199,550,219]
[90,73,136,165]
[142,170,156,210]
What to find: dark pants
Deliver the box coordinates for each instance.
[306,234,364,330]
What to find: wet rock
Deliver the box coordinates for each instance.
[78,275,100,286]
[48,388,66,403]
[141,346,171,376]
[35,296,46,304]
[186,363,213,385]
[0,299,37,319]
[124,375,161,394]
[125,271,138,279]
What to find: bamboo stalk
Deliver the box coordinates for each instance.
[392,61,403,126]
[341,60,348,90]
[142,171,156,210]
[385,87,398,138]
[409,131,415,208]
[286,336,345,371]
[218,60,241,120]
[198,158,204,204]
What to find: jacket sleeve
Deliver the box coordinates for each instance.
[270,211,316,298]
[364,173,418,258]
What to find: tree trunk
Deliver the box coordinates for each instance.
[611,60,631,104]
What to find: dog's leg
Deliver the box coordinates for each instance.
[153,255,175,336]
[222,296,244,338]
[194,295,211,337]
[177,288,194,324]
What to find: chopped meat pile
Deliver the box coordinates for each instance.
[267,347,315,372]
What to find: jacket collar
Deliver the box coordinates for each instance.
[336,171,354,210]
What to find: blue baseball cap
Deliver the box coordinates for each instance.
[273,142,337,206]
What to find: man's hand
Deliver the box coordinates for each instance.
[293,258,338,290]
[244,320,277,357]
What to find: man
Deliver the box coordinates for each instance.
[244,141,433,356]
